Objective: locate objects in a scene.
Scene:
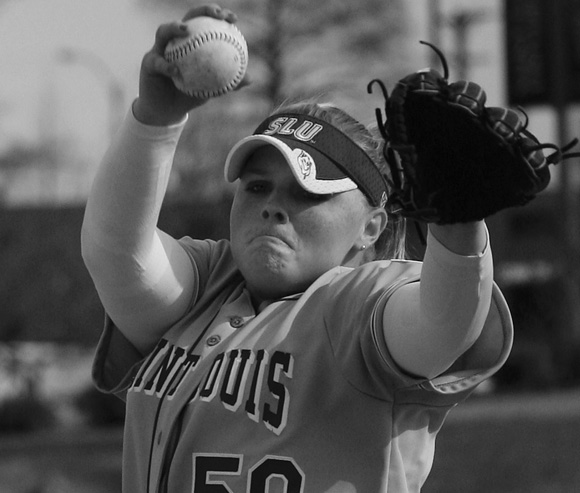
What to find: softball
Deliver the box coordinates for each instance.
[164,16,248,99]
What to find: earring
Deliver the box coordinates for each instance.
[360,244,367,251]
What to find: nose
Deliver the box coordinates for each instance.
[261,193,289,223]
[261,208,288,222]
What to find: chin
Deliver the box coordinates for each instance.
[236,249,315,300]
[239,246,290,282]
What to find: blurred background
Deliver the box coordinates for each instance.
[1,0,579,491]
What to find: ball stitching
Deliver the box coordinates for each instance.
[166,25,247,98]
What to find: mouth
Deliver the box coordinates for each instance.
[254,234,289,246]
[250,232,293,249]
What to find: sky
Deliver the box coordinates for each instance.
[0,0,180,202]
[0,0,164,150]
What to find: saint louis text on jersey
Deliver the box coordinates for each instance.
[129,338,294,435]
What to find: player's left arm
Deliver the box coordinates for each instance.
[382,220,492,379]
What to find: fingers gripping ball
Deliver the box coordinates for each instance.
[165,17,248,99]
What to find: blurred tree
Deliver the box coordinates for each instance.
[0,202,232,346]
[140,0,405,104]
[138,0,407,203]
[0,207,103,345]
[0,142,60,205]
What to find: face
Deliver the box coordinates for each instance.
[230,146,376,303]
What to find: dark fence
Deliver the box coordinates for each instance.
[0,200,232,347]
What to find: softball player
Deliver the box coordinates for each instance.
[82,4,512,492]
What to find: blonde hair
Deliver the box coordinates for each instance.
[271,100,407,260]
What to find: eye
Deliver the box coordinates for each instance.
[244,180,270,194]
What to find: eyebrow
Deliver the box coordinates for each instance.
[239,159,271,178]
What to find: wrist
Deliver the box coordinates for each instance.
[132,98,188,127]
[428,221,487,256]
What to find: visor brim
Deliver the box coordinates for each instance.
[224,135,358,195]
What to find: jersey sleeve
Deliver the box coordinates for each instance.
[374,280,512,387]
[92,316,147,400]
[321,261,423,396]
[322,258,512,403]
[371,250,513,403]
[376,230,512,396]
[177,238,237,297]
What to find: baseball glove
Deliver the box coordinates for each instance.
[368,41,580,224]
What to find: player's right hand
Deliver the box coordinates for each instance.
[133,4,238,126]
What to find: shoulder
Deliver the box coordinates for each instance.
[177,237,244,300]
[305,260,423,325]
[178,237,234,274]
[325,259,422,297]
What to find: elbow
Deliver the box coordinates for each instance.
[80,217,96,270]
[80,220,137,294]
[80,216,108,279]
[80,206,120,275]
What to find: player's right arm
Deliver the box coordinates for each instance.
[81,5,237,355]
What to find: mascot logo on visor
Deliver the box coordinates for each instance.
[296,150,315,180]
